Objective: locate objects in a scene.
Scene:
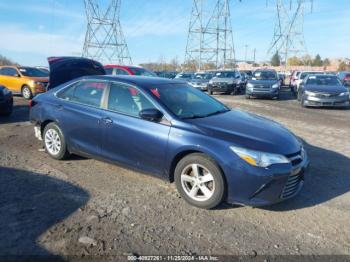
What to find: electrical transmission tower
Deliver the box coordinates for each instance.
[268,0,313,67]
[184,0,236,71]
[83,0,132,64]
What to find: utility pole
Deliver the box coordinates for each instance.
[185,0,238,71]
[83,0,132,65]
[244,44,248,62]
[268,0,313,69]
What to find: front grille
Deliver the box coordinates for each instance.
[314,93,339,98]
[281,171,303,199]
[286,150,302,166]
[254,85,270,89]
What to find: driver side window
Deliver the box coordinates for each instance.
[108,83,156,117]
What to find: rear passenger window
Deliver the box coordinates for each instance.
[116,69,129,75]
[57,81,107,107]
[105,68,114,75]
[108,83,156,117]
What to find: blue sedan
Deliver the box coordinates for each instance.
[30,57,309,209]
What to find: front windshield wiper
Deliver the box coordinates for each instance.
[181,108,230,120]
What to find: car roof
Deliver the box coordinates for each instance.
[104,65,141,69]
[81,75,186,89]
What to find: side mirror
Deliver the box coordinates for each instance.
[139,108,163,122]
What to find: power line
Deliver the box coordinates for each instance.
[268,0,313,67]
[82,0,132,64]
[184,0,239,71]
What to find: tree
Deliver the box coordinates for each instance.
[312,54,323,67]
[0,54,19,66]
[271,51,281,66]
[338,62,350,71]
[323,58,331,67]
[287,56,302,66]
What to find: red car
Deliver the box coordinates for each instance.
[104,65,156,77]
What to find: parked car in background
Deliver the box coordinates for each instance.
[297,74,349,108]
[246,69,281,99]
[155,71,177,79]
[104,65,157,77]
[240,72,249,88]
[0,66,49,99]
[208,70,242,95]
[240,70,253,79]
[295,71,324,93]
[30,57,309,209]
[174,72,194,82]
[337,71,350,87]
[188,72,213,91]
[290,70,302,93]
[0,85,13,116]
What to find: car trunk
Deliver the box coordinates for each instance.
[47,57,106,90]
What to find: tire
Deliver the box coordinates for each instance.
[208,89,213,95]
[174,153,225,209]
[21,85,33,100]
[245,94,250,99]
[301,96,306,108]
[43,123,70,160]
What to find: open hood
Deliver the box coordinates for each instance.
[47,57,105,90]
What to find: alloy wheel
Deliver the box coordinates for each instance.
[45,129,62,156]
[180,164,215,202]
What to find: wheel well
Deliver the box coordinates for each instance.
[168,150,202,182]
[40,120,55,137]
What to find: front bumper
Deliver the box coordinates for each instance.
[208,83,237,93]
[304,95,350,107]
[32,84,47,95]
[224,151,310,207]
[246,88,279,97]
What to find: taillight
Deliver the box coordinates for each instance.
[344,76,350,81]
[29,100,37,108]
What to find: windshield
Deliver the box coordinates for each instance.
[19,67,49,77]
[252,71,277,80]
[215,71,237,78]
[149,85,229,119]
[130,68,156,77]
[194,73,212,80]
[306,75,341,86]
[301,72,322,79]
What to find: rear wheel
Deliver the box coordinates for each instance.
[21,85,33,100]
[175,153,225,209]
[43,123,70,160]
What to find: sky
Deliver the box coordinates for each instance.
[0,0,349,66]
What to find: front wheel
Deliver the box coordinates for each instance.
[208,89,213,95]
[175,153,225,209]
[43,123,70,160]
[21,85,33,100]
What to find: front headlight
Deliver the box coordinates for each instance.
[34,81,44,86]
[230,146,290,168]
[272,83,279,89]
[247,83,254,88]
[304,91,316,96]
[339,91,349,97]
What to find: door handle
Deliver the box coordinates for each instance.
[102,117,113,125]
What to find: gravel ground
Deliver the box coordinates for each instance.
[0,89,349,260]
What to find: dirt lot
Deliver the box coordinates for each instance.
[0,88,349,259]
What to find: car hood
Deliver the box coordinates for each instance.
[48,57,105,89]
[305,85,348,94]
[248,80,278,85]
[186,110,301,155]
[211,77,238,83]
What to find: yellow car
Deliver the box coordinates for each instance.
[0,66,49,99]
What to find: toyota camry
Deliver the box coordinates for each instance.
[30,57,309,209]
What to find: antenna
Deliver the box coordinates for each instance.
[82,0,132,65]
[184,0,237,71]
[268,0,313,67]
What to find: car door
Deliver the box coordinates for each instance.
[100,81,171,177]
[0,67,22,93]
[55,80,108,157]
